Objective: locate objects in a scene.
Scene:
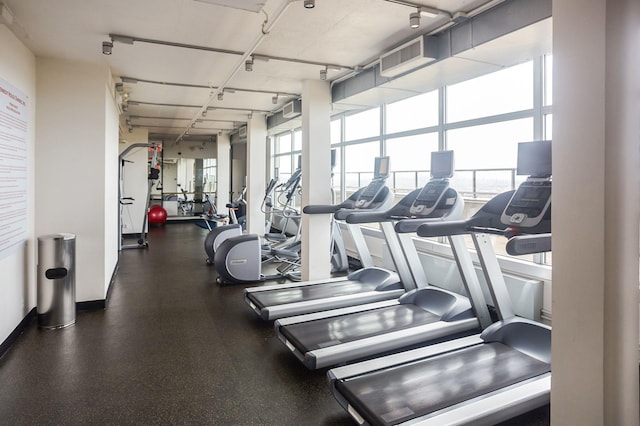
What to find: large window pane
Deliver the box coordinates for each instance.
[275,154,292,181]
[331,119,341,144]
[447,118,533,196]
[345,108,380,141]
[344,141,379,193]
[293,129,302,151]
[277,132,291,154]
[544,55,553,106]
[386,133,438,192]
[331,147,342,202]
[386,91,439,134]
[447,61,533,123]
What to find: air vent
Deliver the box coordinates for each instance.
[282,99,301,119]
[379,36,438,78]
[238,125,247,138]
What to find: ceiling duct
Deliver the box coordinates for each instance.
[282,99,302,119]
[379,35,438,78]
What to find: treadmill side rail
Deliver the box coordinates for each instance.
[327,334,484,381]
[406,374,550,426]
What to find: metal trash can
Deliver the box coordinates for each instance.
[37,233,76,329]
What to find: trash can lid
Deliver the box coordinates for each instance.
[38,233,76,241]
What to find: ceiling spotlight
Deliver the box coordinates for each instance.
[217,92,224,101]
[320,67,327,80]
[245,56,253,72]
[122,104,128,112]
[409,11,420,29]
[128,127,133,133]
[115,82,124,92]
[304,0,315,9]
[272,94,278,104]
[202,110,207,117]
[102,41,113,55]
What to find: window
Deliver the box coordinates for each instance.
[344,141,380,195]
[386,91,438,134]
[386,133,438,192]
[447,62,533,123]
[293,129,302,151]
[447,118,533,197]
[203,158,216,193]
[544,55,553,107]
[345,107,380,141]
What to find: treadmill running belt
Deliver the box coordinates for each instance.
[281,305,439,352]
[248,280,380,310]
[335,342,550,426]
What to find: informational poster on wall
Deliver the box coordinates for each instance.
[0,77,28,261]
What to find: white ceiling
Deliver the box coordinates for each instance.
[3,0,529,143]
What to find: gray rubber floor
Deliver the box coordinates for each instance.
[0,222,549,425]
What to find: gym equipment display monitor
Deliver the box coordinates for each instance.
[517,141,552,177]
[356,157,390,208]
[431,150,454,179]
[374,156,390,179]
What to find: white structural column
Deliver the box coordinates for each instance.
[215,133,231,215]
[246,114,267,235]
[552,0,639,425]
[301,80,332,281]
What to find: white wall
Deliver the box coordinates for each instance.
[0,25,36,344]
[36,58,117,302]
[104,81,119,293]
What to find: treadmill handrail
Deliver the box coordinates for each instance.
[394,216,447,234]
[303,204,341,214]
[344,210,388,224]
[506,233,552,255]
[417,220,470,237]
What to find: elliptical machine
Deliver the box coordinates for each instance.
[213,157,393,285]
[203,170,301,265]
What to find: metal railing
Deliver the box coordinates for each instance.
[343,168,523,199]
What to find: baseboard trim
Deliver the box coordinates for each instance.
[0,308,36,360]
[76,299,106,311]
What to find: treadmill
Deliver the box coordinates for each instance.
[274,151,494,369]
[244,157,399,321]
[328,141,552,426]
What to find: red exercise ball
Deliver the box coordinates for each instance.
[148,205,168,225]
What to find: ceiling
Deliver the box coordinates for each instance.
[3,0,524,145]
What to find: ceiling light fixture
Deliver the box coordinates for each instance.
[217,92,224,101]
[320,66,327,80]
[272,94,278,104]
[102,41,113,55]
[245,56,253,72]
[409,10,420,29]
[202,110,207,117]
[304,0,315,9]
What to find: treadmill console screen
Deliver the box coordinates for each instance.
[517,141,552,177]
[410,181,450,216]
[356,179,385,208]
[502,181,551,227]
[374,157,390,179]
[430,150,454,179]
